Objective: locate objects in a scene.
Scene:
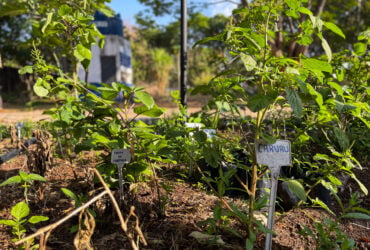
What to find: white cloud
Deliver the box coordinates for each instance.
[210,2,237,16]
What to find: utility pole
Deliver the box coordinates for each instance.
[180,0,187,107]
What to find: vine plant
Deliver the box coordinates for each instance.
[194,0,369,247]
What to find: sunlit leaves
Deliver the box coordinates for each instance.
[358,29,370,42]
[353,43,367,56]
[323,22,345,39]
[286,88,303,117]
[133,105,166,118]
[58,4,72,17]
[247,92,278,112]
[135,91,155,109]
[11,201,30,221]
[301,58,332,73]
[74,44,92,69]
[286,179,306,202]
[33,78,50,97]
[240,53,256,71]
[320,36,332,62]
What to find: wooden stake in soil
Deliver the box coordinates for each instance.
[256,140,291,250]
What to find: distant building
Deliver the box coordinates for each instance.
[79,11,133,86]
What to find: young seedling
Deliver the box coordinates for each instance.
[0,170,46,204]
[0,201,48,248]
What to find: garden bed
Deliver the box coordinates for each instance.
[0,136,369,249]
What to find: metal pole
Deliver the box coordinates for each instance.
[180,0,187,107]
[265,167,280,250]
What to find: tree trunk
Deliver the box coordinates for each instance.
[287,0,327,58]
[240,0,248,7]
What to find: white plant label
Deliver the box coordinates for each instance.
[111,149,131,201]
[256,139,291,250]
[111,148,131,164]
[203,129,216,139]
[185,122,203,129]
[256,139,291,169]
[16,122,24,139]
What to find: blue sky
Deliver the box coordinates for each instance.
[108,0,238,26]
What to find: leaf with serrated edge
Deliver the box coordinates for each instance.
[11,201,29,220]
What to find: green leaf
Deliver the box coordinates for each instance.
[74,44,92,62]
[247,92,277,112]
[260,133,276,144]
[193,33,224,48]
[323,22,345,39]
[33,79,49,97]
[349,173,368,195]
[286,88,302,117]
[284,0,300,10]
[61,188,78,201]
[306,83,323,107]
[285,67,300,75]
[135,91,154,108]
[312,198,334,215]
[358,29,370,41]
[133,105,165,117]
[320,37,332,62]
[240,53,256,71]
[90,132,111,145]
[58,4,72,16]
[11,201,29,220]
[297,35,313,46]
[342,213,370,220]
[0,219,16,226]
[297,7,313,16]
[313,153,330,161]
[0,175,21,186]
[108,120,121,136]
[328,82,344,96]
[18,66,33,75]
[28,215,49,224]
[42,12,53,33]
[301,58,332,73]
[27,174,46,182]
[327,174,342,186]
[287,180,306,202]
[353,43,366,56]
[19,170,28,180]
[193,130,207,143]
[333,127,349,152]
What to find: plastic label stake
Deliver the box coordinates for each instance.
[111,148,131,201]
[256,140,291,250]
[185,123,203,176]
[16,122,24,139]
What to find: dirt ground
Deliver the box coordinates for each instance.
[0,104,369,249]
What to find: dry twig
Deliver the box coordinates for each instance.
[15,167,147,250]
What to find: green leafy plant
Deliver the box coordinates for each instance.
[11,0,170,209]
[299,218,355,249]
[61,188,96,232]
[0,201,48,249]
[333,191,370,221]
[191,0,369,248]
[0,170,46,203]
